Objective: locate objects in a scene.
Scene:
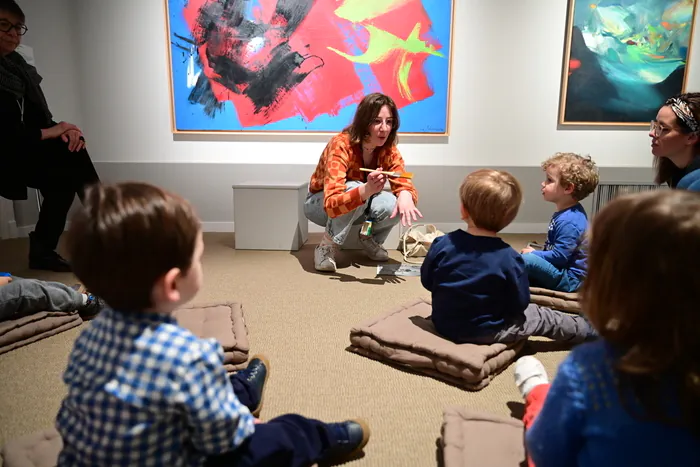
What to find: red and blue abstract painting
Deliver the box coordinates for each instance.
[166,0,453,133]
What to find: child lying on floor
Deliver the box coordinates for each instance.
[0,273,104,322]
[420,169,596,345]
[514,189,700,467]
[54,181,370,467]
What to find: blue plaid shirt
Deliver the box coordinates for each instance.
[55,308,255,466]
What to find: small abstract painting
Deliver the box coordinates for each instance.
[165,0,453,133]
[560,0,697,125]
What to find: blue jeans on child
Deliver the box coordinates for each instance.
[205,374,338,467]
[303,181,399,245]
[522,253,580,293]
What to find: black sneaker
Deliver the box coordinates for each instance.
[29,250,71,272]
[235,354,270,417]
[320,419,370,464]
[79,294,106,320]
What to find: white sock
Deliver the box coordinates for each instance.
[514,356,549,398]
[81,293,89,305]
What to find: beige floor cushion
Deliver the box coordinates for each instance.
[348,298,525,391]
[0,428,62,467]
[0,312,82,356]
[529,287,581,314]
[441,407,526,467]
[173,302,250,372]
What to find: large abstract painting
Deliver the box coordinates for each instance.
[165,0,453,134]
[560,0,697,125]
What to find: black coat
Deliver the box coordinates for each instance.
[0,89,54,200]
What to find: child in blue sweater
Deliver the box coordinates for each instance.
[521,153,599,292]
[514,189,700,467]
[421,169,595,345]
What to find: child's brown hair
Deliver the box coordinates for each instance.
[459,169,522,232]
[581,189,700,432]
[66,182,201,311]
[542,153,599,201]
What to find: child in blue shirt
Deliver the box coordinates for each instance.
[421,169,596,345]
[514,189,700,467]
[521,153,599,292]
[55,181,370,467]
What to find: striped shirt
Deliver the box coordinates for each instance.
[309,132,418,218]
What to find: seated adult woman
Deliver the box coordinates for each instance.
[305,93,421,272]
[0,0,100,272]
[651,93,700,191]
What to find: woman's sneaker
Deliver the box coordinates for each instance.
[358,235,388,261]
[321,419,371,464]
[314,243,338,272]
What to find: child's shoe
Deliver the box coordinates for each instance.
[237,354,270,417]
[321,418,370,464]
[514,355,549,398]
[78,293,107,321]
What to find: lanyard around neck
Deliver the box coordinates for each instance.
[16,98,24,123]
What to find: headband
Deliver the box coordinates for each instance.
[665,97,700,134]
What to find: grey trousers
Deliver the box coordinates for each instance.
[0,277,83,322]
[468,304,597,345]
[303,181,400,245]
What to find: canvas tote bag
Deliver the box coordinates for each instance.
[400,223,445,264]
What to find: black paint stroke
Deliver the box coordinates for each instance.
[185,0,322,119]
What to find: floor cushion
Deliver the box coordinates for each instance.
[173,302,250,372]
[441,407,526,467]
[348,298,525,391]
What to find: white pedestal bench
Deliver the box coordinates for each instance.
[232,182,309,251]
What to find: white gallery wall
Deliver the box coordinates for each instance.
[11,0,700,232]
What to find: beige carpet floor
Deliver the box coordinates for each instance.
[0,232,569,466]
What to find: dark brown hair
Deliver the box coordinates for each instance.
[581,189,700,433]
[542,152,599,201]
[654,92,700,185]
[344,93,400,149]
[66,182,201,311]
[0,0,25,21]
[459,169,522,232]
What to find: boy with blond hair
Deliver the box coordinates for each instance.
[421,169,595,344]
[55,181,369,467]
[521,153,599,292]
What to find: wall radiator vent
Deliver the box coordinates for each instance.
[591,183,667,215]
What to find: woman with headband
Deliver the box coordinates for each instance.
[650,93,700,191]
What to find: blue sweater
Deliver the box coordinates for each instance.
[420,230,530,342]
[527,340,700,467]
[674,156,700,192]
[533,203,588,280]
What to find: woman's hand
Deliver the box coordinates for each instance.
[40,121,80,141]
[0,276,12,287]
[360,167,388,200]
[391,190,423,226]
[61,129,85,152]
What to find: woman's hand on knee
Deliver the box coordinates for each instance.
[41,121,80,141]
[61,129,86,152]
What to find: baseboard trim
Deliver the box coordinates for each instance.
[200,221,549,235]
[9,220,549,239]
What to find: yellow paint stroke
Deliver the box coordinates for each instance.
[397,53,413,100]
[334,0,410,23]
[328,23,444,102]
[327,23,444,65]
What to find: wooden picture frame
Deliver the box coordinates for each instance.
[559,0,698,126]
[163,0,455,135]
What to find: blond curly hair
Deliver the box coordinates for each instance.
[542,153,599,201]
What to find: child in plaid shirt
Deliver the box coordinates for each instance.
[55,181,370,467]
